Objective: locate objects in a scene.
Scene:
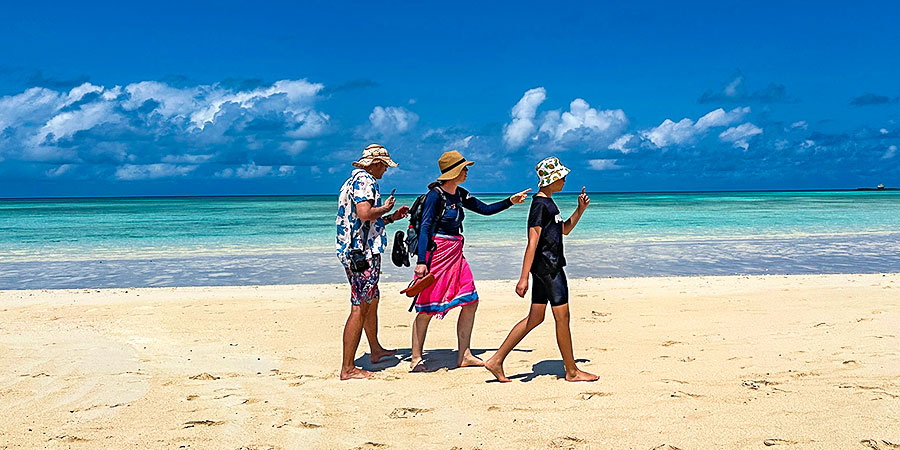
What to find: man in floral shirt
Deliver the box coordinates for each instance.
[336,144,409,380]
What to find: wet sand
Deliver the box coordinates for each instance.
[1,274,899,449]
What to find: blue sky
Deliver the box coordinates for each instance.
[1,1,899,197]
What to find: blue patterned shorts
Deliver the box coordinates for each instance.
[342,254,381,306]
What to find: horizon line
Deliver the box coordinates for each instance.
[1,187,897,201]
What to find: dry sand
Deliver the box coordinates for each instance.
[1,274,899,449]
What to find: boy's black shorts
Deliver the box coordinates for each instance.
[531,270,569,307]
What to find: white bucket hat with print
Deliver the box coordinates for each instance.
[535,156,570,187]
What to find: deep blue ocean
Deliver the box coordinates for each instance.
[2,191,899,289]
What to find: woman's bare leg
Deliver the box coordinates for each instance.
[456,301,483,367]
[410,312,432,371]
[485,303,546,382]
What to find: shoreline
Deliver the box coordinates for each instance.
[2,273,899,448]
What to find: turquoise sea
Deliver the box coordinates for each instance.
[2,191,899,289]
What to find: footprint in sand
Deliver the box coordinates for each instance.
[388,407,432,419]
[764,438,798,446]
[861,439,900,449]
[352,442,387,449]
[183,420,225,428]
[669,391,702,398]
[189,373,220,380]
[578,391,612,400]
[52,435,87,443]
[650,445,683,450]
[550,436,585,449]
[661,340,683,347]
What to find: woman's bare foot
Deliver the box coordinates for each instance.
[485,358,511,382]
[409,358,426,372]
[565,368,599,382]
[370,347,397,363]
[340,367,374,380]
[457,351,485,368]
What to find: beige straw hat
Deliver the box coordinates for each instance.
[352,144,398,168]
[436,150,475,181]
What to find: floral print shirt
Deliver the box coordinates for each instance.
[335,169,387,263]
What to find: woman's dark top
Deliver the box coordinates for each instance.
[526,195,566,275]
[416,186,513,264]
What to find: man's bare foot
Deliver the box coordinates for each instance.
[370,347,398,363]
[409,358,426,372]
[340,367,374,380]
[457,352,485,368]
[565,368,599,382]
[485,358,511,382]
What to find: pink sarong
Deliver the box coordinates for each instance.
[414,235,478,318]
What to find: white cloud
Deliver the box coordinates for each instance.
[503,87,546,148]
[0,78,329,163]
[719,122,763,149]
[537,98,628,146]
[444,135,474,150]
[161,154,214,164]
[791,121,808,130]
[368,106,419,135]
[643,107,750,147]
[215,162,296,179]
[588,159,621,170]
[45,164,75,178]
[880,128,889,135]
[115,164,197,180]
[884,145,897,159]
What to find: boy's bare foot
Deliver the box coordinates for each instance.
[340,367,374,380]
[565,368,599,382]
[485,358,511,382]
[409,358,426,372]
[370,348,398,363]
[457,353,485,368]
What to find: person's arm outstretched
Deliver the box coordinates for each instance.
[562,187,590,235]
[516,226,541,297]
[461,188,531,215]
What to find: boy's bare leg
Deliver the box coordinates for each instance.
[363,296,397,363]
[486,304,546,382]
[341,301,374,380]
[456,301,484,367]
[410,312,432,371]
[550,303,599,382]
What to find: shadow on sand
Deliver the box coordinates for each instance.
[355,348,533,373]
[498,358,591,383]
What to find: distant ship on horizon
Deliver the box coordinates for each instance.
[856,183,895,191]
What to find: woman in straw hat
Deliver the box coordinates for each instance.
[409,150,531,371]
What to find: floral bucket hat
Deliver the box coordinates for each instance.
[535,156,570,187]
[353,144,398,168]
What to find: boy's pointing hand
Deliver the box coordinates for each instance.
[578,187,590,210]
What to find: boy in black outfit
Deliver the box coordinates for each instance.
[486,157,598,382]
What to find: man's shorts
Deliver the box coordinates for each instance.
[531,269,569,307]
[343,254,381,306]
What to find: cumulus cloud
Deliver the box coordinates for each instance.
[537,98,628,147]
[503,88,627,150]
[215,162,296,179]
[368,106,419,135]
[719,123,763,149]
[503,87,547,148]
[115,163,197,180]
[588,159,621,170]
[698,71,791,104]
[850,93,899,106]
[0,78,329,169]
[643,107,750,147]
[884,145,897,160]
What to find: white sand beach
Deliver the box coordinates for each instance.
[1,274,899,449]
